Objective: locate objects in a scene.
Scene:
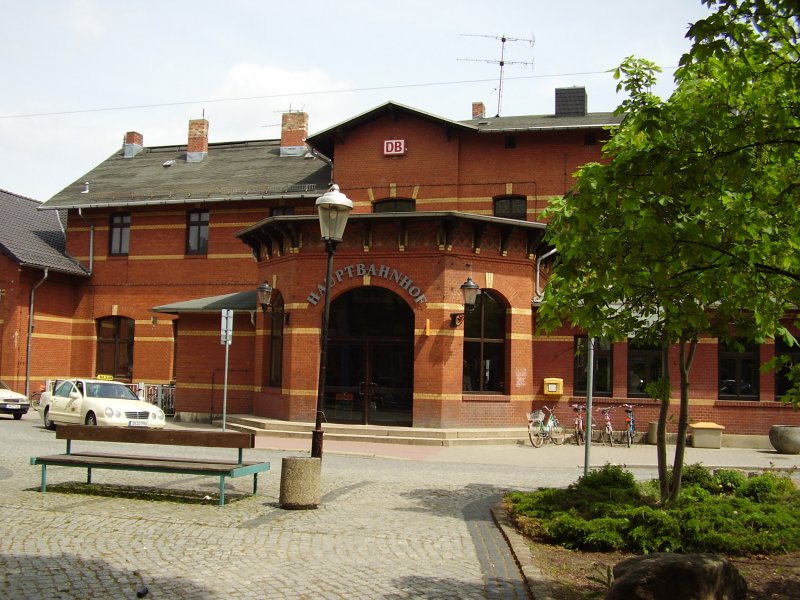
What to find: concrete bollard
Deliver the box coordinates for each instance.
[279,456,321,509]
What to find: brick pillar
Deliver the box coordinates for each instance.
[472,102,486,119]
[280,112,308,156]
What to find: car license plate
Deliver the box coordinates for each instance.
[6,404,22,410]
[128,420,148,427]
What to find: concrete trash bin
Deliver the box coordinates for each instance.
[690,422,725,449]
[647,422,658,445]
[279,456,321,509]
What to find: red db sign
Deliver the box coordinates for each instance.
[383,140,406,155]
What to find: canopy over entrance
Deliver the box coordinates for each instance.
[151,290,256,314]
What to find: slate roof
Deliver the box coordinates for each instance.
[0,189,89,276]
[306,101,624,158]
[40,138,332,210]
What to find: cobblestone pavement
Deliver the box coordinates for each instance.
[2,415,798,599]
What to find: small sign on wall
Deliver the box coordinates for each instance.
[383,139,406,155]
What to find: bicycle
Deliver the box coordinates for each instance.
[596,406,615,446]
[570,403,587,445]
[527,405,565,447]
[621,404,640,447]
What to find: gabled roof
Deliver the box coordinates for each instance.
[306,100,624,158]
[0,189,89,276]
[40,138,332,210]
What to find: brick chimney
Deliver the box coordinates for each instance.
[555,87,587,117]
[187,118,209,162]
[123,131,144,158]
[280,111,308,157]
[472,102,486,119]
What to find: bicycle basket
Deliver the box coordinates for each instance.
[528,410,545,423]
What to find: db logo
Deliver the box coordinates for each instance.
[383,140,406,155]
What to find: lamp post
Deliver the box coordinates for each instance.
[256,282,273,313]
[312,185,353,459]
[450,277,481,327]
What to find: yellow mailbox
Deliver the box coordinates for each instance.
[543,378,563,395]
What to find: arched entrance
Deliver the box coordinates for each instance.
[324,286,414,426]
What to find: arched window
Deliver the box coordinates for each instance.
[462,290,506,392]
[373,199,415,213]
[96,316,135,380]
[263,293,284,387]
[493,195,527,221]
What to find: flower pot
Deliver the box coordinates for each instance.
[768,425,800,455]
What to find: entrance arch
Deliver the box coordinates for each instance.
[324,286,414,426]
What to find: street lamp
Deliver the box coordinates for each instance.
[450,277,480,327]
[312,184,353,459]
[256,282,273,313]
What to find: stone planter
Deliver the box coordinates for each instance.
[768,425,800,455]
[279,457,321,509]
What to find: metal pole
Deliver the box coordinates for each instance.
[584,337,595,476]
[312,239,337,459]
[222,337,230,431]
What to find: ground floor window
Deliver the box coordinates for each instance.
[574,337,612,397]
[719,337,759,400]
[628,340,662,397]
[774,337,800,399]
[463,290,506,392]
[96,316,134,380]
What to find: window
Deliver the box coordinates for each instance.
[373,199,415,213]
[504,135,517,149]
[186,210,209,255]
[718,337,759,399]
[574,337,612,396]
[628,340,662,397]
[262,294,284,387]
[109,213,130,256]
[493,195,527,221]
[462,290,506,392]
[96,316,135,380]
[775,337,800,399]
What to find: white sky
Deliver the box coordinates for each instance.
[1,0,713,201]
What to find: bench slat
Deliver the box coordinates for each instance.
[55,425,254,449]
[32,453,270,477]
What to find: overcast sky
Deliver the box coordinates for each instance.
[1,0,713,201]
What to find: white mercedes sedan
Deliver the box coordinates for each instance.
[38,378,165,429]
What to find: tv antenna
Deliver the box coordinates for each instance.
[459,33,535,117]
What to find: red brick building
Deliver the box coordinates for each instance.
[27,87,799,434]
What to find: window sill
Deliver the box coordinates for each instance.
[461,394,510,403]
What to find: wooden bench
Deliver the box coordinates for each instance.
[30,425,270,506]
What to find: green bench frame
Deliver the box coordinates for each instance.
[31,425,270,506]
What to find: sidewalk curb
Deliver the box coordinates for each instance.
[492,500,555,600]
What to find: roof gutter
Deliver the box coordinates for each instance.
[25,268,48,398]
[534,247,558,303]
[77,208,94,275]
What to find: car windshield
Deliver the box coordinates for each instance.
[85,383,140,401]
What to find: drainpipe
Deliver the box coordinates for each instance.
[77,208,94,275]
[25,268,49,398]
[534,248,558,300]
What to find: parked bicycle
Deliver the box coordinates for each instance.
[527,406,565,447]
[596,406,615,446]
[621,403,640,447]
[570,403,588,445]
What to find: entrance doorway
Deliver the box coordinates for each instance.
[323,287,414,426]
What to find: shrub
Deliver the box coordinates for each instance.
[680,463,716,492]
[713,469,747,494]
[737,472,798,503]
[624,505,683,554]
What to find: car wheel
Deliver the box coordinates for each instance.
[13,413,22,420]
[85,412,97,426]
[43,407,56,430]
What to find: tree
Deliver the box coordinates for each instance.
[537,0,800,503]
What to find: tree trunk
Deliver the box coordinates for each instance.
[657,343,671,502]
[668,337,698,504]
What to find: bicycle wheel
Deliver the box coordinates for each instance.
[626,429,633,448]
[574,427,584,445]
[607,427,614,447]
[529,428,544,448]
[550,426,565,445]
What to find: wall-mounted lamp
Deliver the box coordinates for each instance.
[256,282,273,313]
[450,277,480,327]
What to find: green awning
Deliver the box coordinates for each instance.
[151,290,256,314]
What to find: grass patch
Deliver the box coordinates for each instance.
[506,463,800,556]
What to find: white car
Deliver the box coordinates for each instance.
[0,380,30,420]
[38,378,165,429]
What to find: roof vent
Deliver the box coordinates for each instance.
[163,160,175,167]
[555,87,587,117]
